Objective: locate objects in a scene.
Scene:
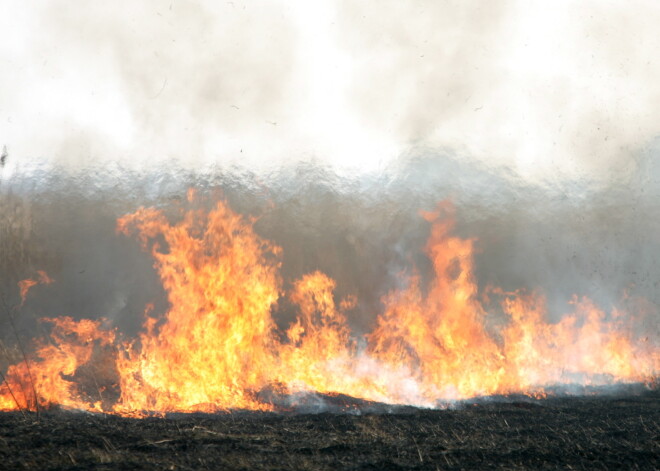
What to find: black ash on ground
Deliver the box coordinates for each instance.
[0,390,658,470]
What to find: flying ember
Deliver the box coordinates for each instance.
[0,196,657,416]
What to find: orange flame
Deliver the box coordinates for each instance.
[18,270,53,305]
[368,202,505,400]
[1,198,657,414]
[1,317,115,412]
[113,202,281,414]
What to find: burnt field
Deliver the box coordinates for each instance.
[0,390,658,471]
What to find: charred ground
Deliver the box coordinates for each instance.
[0,390,658,470]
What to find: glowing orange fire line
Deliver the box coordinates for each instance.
[1,199,657,415]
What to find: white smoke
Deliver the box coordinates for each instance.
[1,1,659,185]
[1,0,659,345]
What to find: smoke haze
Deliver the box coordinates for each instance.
[1,2,659,360]
[1,1,660,183]
[2,151,658,340]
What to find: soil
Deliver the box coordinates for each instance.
[0,390,658,470]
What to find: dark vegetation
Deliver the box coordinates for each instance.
[0,390,658,470]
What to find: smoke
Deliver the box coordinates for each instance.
[336,1,660,183]
[1,1,660,184]
[2,147,658,341]
[0,1,658,370]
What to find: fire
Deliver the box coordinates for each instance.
[368,202,506,400]
[0,197,657,415]
[18,270,53,305]
[1,317,115,413]
[113,202,281,414]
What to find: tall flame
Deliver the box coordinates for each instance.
[114,202,281,414]
[368,202,505,400]
[1,198,657,415]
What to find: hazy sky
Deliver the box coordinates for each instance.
[1,0,659,184]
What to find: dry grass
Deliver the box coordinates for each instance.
[0,192,41,416]
[0,192,33,284]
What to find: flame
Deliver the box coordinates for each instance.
[1,198,657,414]
[274,271,405,405]
[113,202,281,414]
[368,202,507,400]
[0,317,114,412]
[18,270,53,305]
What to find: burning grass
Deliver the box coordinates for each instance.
[0,192,658,468]
[0,196,658,415]
[0,390,657,470]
